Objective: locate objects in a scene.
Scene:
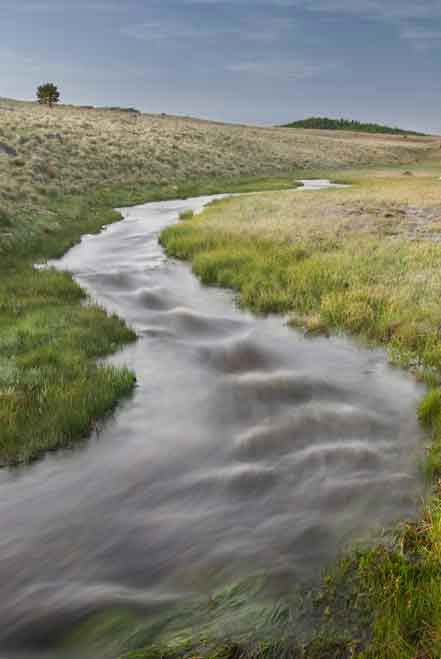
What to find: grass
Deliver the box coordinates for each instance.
[3,98,441,652]
[119,638,359,658]
[160,175,441,373]
[0,172,310,466]
[158,170,441,658]
[0,96,437,254]
[4,92,377,466]
[0,266,137,465]
[59,566,368,659]
[2,91,344,467]
[0,195,138,465]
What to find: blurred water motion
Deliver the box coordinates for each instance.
[0,183,425,656]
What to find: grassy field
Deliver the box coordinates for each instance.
[2,98,436,465]
[0,174,311,466]
[158,170,441,658]
[3,98,441,654]
[0,96,438,254]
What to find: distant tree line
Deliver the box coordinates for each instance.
[281,116,425,136]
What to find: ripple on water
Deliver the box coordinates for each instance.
[158,306,247,338]
[0,190,427,655]
[232,404,392,461]
[132,286,174,311]
[197,335,279,373]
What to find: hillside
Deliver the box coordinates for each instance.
[282,116,425,135]
[0,98,438,254]
[3,96,441,655]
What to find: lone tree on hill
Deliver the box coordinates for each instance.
[36,83,60,108]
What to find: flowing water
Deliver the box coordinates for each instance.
[0,182,426,657]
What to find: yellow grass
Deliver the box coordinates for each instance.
[0,97,438,227]
[193,175,441,244]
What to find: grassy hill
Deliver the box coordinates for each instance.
[281,116,425,135]
[0,98,437,255]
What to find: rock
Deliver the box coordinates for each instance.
[46,132,64,142]
[0,142,17,157]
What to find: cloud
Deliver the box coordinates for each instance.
[184,0,441,49]
[400,26,441,49]
[121,22,203,41]
[287,0,436,20]
[185,0,441,23]
[122,15,295,43]
[0,0,127,12]
[227,58,326,79]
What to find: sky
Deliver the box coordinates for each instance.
[1,0,441,132]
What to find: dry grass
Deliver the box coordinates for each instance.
[189,175,441,244]
[0,97,437,239]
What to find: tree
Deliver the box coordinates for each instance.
[36,83,60,108]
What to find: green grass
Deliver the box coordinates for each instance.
[7,169,441,654]
[59,567,367,659]
[158,177,441,658]
[120,638,359,659]
[354,493,441,658]
[0,174,305,466]
[160,213,441,375]
[0,210,138,464]
[4,97,441,653]
[0,267,136,465]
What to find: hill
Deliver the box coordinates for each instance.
[281,116,425,135]
[0,98,437,252]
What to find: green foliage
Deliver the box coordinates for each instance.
[179,210,194,221]
[0,207,12,227]
[121,639,358,659]
[0,263,136,465]
[0,188,141,464]
[0,174,308,465]
[159,188,441,658]
[36,82,60,107]
[281,116,424,136]
[161,216,441,372]
[355,496,441,658]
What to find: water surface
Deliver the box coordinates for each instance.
[0,182,426,656]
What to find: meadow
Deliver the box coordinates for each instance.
[159,171,441,658]
[3,97,441,655]
[2,98,435,464]
[0,96,436,256]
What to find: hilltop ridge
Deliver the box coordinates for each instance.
[282,116,425,135]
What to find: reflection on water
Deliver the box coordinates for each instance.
[0,183,426,656]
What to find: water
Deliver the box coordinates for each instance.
[0,182,426,656]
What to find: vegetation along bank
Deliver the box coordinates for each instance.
[158,169,441,658]
[1,98,434,465]
[2,97,441,656]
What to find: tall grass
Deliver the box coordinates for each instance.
[159,177,441,657]
[0,262,137,465]
[0,175,307,465]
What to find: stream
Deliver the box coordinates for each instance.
[0,182,426,656]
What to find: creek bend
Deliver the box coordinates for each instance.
[0,182,426,656]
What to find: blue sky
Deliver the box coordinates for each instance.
[1,0,441,131]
